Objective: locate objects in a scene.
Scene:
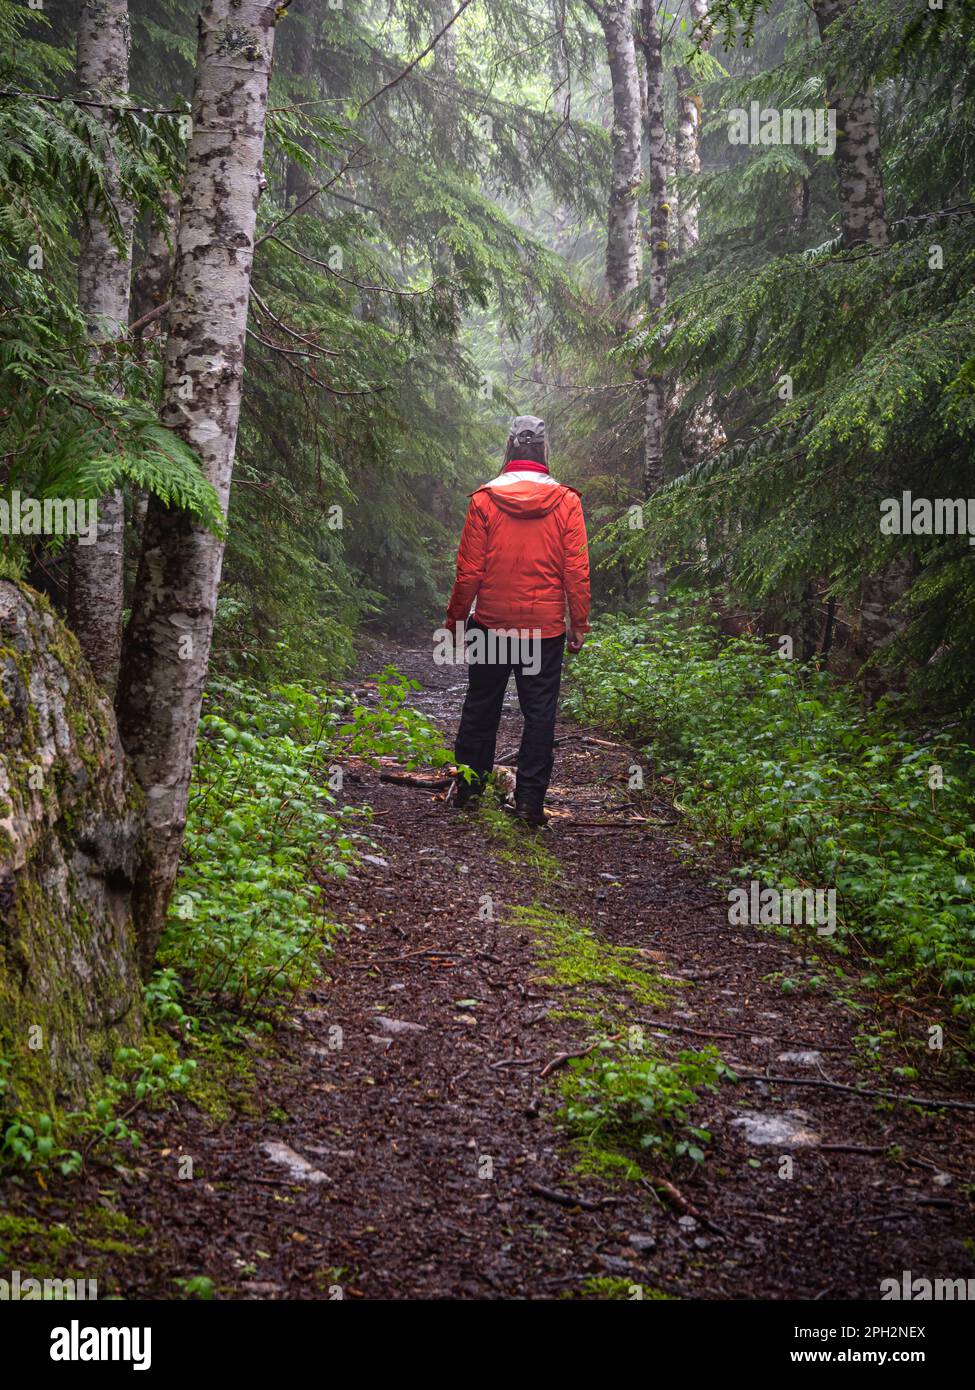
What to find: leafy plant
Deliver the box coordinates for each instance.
[159,680,365,1012]
[334,666,460,770]
[560,1039,732,1167]
[161,668,456,1012]
[566,608,975,1020]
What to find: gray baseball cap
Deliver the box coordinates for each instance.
[508,415,546,448]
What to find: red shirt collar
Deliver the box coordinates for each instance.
[503,458,549,475]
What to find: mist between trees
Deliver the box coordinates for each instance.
[0,0,974,1314]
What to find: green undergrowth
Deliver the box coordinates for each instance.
[559,1039,735,1176]
[2,666,457,1184]
[506,897,732,1179]
[161,665,455,1014]
[158,680,365,1014]
[1,1038,197,1177]
[565,608,975,1027]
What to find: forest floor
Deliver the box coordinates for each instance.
[4,642,975,1300]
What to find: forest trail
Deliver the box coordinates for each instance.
[17,644,975,1300]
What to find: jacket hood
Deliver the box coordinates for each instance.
[475,478,576,519]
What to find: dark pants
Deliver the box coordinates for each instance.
[454,624,565,810]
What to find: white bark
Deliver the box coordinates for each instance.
[638,0,668,499]
[115,0,279,972]
[671,2,723,480]
[69,0,134,692]
[589,0,643,315]
[813,0,888,248]
[814,0,892,668]
[674,0,708,255]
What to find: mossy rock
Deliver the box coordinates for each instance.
[0,581,144,1113]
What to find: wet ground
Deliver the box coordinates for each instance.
[4,641,974,1299]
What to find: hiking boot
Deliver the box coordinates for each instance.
[453,778,482,810]
[512,801,547,827]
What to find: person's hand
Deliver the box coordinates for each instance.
[567,628,586,653]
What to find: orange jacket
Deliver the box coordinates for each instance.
[445,468,590,638]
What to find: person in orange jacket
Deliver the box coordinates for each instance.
[445,415,590,824]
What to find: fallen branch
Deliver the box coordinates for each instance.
[648,1177,727,1238]
[637,1017,848,1051]
[539,1035,616,1078]
[524,1180,617,1211]
[553,820,672,830]
[818,1144,887,1155]
[735,1072,975,1113]
[347,948,462,969]
[379,771,452,790]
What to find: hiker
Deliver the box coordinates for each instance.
[445,415,590,825]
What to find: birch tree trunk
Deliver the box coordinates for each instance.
[671,0,723,482]
[813,0,888,248]
[588,0,642,316]
[130,187,181,544]
[69,0,134,692]
[637,0,668,498]
[115,0,279,973]
[674,0,708,255]
[814,0,893,676]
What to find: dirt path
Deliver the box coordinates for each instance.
[7,642,974,1300]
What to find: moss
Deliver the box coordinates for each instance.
[477,803,562,882]
[567,1140,643,1184]
[0,1211,76,1257]
[84,1206,150,1242]
[509,903,669,1017]
[1,581,144,1117]
[561,1276,677,1300]
[1,872,137,1116]
[181,1024,266,1123]
[0,1202,151,1283]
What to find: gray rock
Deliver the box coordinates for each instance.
[0,582,143,1111]
[776,1050,823,1065]
[627,1232,657,1254]
[260,1140,329,1184]
[373,1015,427,1035]
[731,1109,821,1147]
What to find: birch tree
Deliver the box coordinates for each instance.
[68,0,134,691]
[584,0,643,316]
[115,0,280,971]
[813,0,891,666]
[673,0,723,480]
[813,0,888,248]
[637,0,668,497]
[674,0,709,255]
